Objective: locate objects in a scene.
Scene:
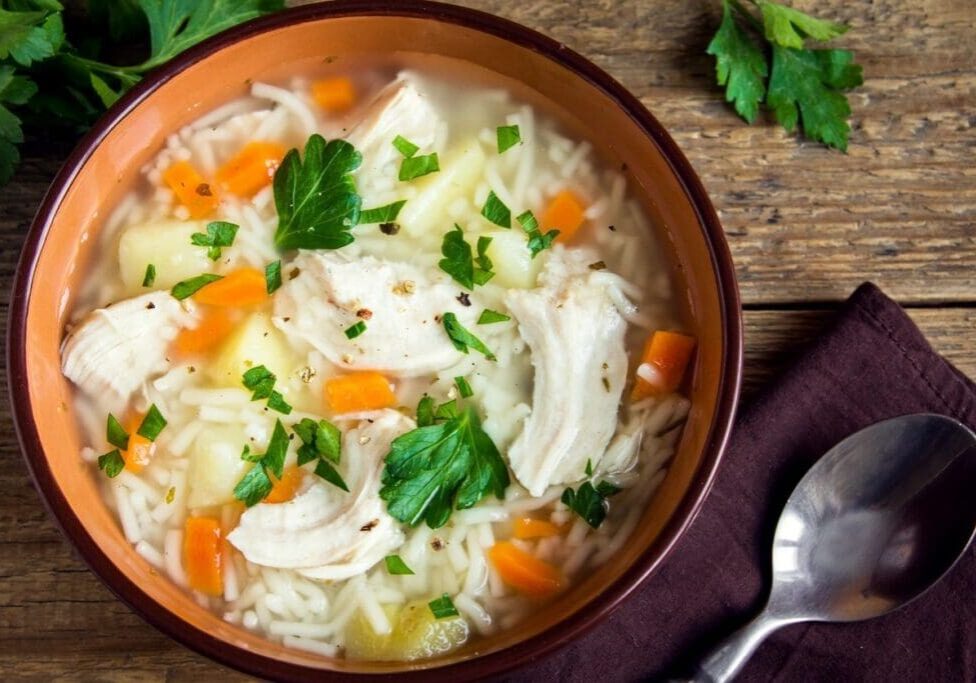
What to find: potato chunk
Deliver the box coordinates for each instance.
[207,312,299,388]
[186,424,252,508]
[345,599,469,661]
[118,219,212,292]
[484,229,544,289]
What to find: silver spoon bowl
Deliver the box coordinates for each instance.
[693,413,976,682]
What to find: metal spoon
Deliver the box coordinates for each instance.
[692,413,976,683]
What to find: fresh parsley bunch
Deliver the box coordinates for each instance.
[0,0,283,184]
[707,0,864,150]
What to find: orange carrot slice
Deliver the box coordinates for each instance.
[162,161,218,219]
[121,414,154,473]
[264,467,304,504]
[631,330,697,400]
[541,190,586,242]
[193,268,268,307]
[172,307,237,357]
[183,517,223,596]
[324,372,396,414]
[488,541,562,597]
[215,141,287,198]
[513,517,562,540]
[311,77,356,113]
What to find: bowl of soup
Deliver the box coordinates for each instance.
[8,1,741,679]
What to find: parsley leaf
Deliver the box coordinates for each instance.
[496,125,521,153]
[97,449,125,478]
[438,225,493,289]
[384,555,415,575]
[359,200,406,224]
[265,259,281,294]
[442,312,496,361]
[171,273,222,300]
[380,404,509,528]
[454,376,473,398]
[706,0,768,124]
[416,395,435,428]
[477,309,510,325]
[242,365,292,414]
[561,479,621,529]
[293,417,348,491]
[392,134,419,158]
[233,418,289,507]
[516,210,559,258]
[190,220,238,260]
[428,593,459,619]
[481,191,511,228]
[344,321,367,339]
[142,263,156,288]
[136,404,166,441]
[758,0,848,49]
[273,134,362,250]
[399,152,439,181]
[0,9,63,67]
[106,413,129,450]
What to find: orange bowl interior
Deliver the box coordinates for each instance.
[14,8,739,678]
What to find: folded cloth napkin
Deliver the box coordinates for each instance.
[508,282,976,682]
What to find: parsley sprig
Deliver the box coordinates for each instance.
[562,479,622,529]
[707,0,863,150]
[234,419,289,507]
[439,225,494,289]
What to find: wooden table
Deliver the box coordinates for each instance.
[1,1,973,679]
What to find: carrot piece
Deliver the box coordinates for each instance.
[541,190,586,242]
[264,467,304,504]
[513,517,562,540]
[162,161,219,219]
[121,414,154,473]
[631,330,697,400]
[325,372,396,414]
[193,268,268,307]
[183,517,223,596]
[311,77,357,113]
[488,541,562,597]
[215,141,287,198]
[172,307,237,357]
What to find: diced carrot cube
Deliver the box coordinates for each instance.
[631,330,697,400]
[264,467,304,504]
[488,541,562,597]
[513,517,562,539]
[325,372,396,414]
[215,141,287,198]
[172,307,237,357]
[121,414,154,473]
[162,161,219,219]
[193,268,268,308]
[183,517,223,596]
[311,77,356,114]
[541,190,586,242]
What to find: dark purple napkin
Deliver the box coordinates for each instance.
[511,282,976,682]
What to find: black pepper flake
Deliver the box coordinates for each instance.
[602,377,611,392]
[356,308,373,320]
[188,366,196,374]
[283,317,291,323]
[195,183,212,197]
[289,268,300,280]
[380,222,400,235]
[430,537,445,551]
[145,301,156,309]
[588,261,607,271]
[361,519,379,532]
[608,224,617,232]
[456,292,471,307]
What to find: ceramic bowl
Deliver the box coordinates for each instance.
[7,1,742,679]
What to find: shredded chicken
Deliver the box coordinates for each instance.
[227,410,411,579]
[273,251,480,376]
[504,247,631,496]
[61,292,195,413]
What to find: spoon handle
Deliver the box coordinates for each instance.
[691,611,789,683]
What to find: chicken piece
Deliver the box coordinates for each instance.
[227,410,411,579]
[61,292,195,413]
[273,251,479,377]
[347,72,439,182]
[504,247,631,496]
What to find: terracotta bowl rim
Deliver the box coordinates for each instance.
[6,1,743,680]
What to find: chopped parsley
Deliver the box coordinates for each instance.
[428,593,459,619]
[384,555,415,575]
[345,321,367,339]
[380,401,509,528]
[97,450,125,478]
[454,376,473,398]
[416,395,435,427]
[585,458,593,477]
[562,480,622,529]
[294,417,347,491]
[273,134,362,250]
[438,225,493,289]
[496,124,521,153]
[142,264,156,288]
[392,134,419,158]
[233,419,289,507]
[190,220,238,260]
[136,404,167,441]
[442,312,496,361]
[480,191,511,228]
[106,413,129,450]
[265,260,282,294]
[477,309,510,325]
[399,152,439,181]
[517,210,559,258]
[359,200,406,224]
[171,273,222,300]
[242,365,292,415]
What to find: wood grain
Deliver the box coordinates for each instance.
[1,0,974,680]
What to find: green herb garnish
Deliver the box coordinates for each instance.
[416,395,435,428]
[233,419,289,507]
[294,417,347,492]
[454,376,473,399]
[106,413,129,450]
[516,210,559,258]
[706,0,862,150]
[97,450,125,478]
[380,403,509,528]
[191,220,238,261]
[171,273,222,300]
[344,321,367,339]
[477,309,510,325]
[480,191,511,228]
[496,125,521,154]
[242,365,292,414]
[384,555,415,575]
[265,259,282,294]
[438,225,493,289]
[136,404,166,441]
[584,458,593,477]
[561,480,622,529]
[428,593,459,619]
[398,152,439,182]
[442,312,496,361]
[142,264,156,288]
[359,200,406,224]
[392,134,419,158]
[475,236,493,284]
[273,134,362,250]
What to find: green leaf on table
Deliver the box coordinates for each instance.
[706,0,768,124]
[758,1,849,49]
